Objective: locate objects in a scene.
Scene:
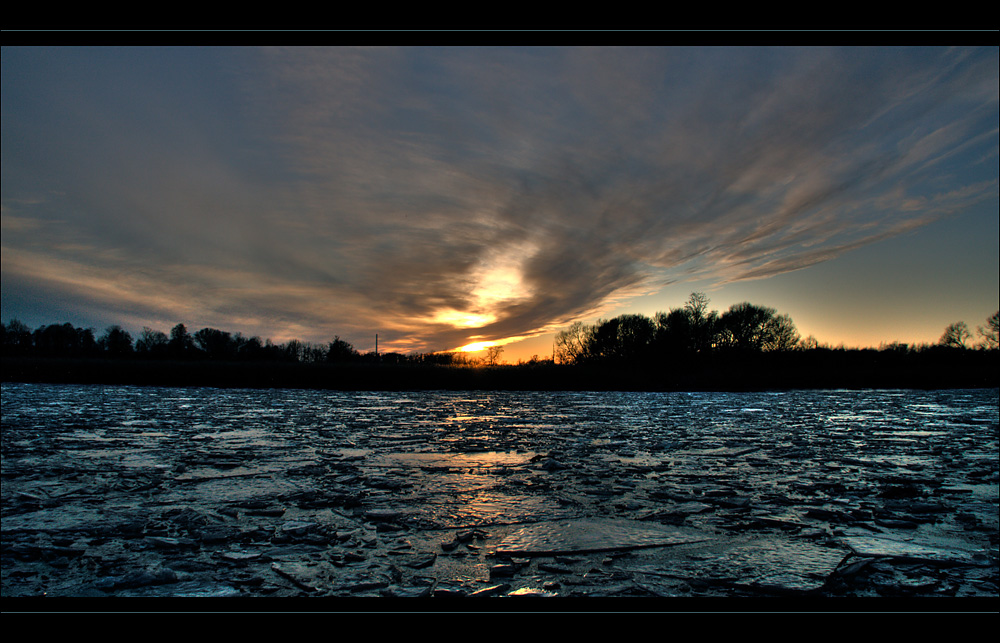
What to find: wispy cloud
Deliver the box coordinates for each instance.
[2,46,996,351]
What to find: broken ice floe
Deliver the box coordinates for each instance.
[494,518,706,557]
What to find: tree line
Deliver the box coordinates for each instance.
[554,293,999,366]
[2,294,997,367]
[0,320,474,366]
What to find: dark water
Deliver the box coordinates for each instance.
[2,383,997,598]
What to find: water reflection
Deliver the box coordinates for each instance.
[360,450,556,524]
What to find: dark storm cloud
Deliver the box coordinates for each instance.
[2,46,997,352]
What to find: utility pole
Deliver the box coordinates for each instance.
[375,333,378,357]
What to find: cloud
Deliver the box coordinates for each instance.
[2,46,997,352]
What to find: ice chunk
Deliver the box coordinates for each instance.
[842,534,989,566]
[495,518,705,557]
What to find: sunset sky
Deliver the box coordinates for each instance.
[2,43,997,361]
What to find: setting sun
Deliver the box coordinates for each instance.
[430,310,497,329]
[457,341,496,353]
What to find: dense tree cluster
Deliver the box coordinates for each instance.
[552,294,999,367]
[2,321,341,363]
[554,294,803,365]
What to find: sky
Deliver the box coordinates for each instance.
[2,44,998,361]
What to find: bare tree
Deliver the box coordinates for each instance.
[939,321,972,348]
[762,313,800,352]
[977,311,999,349]
[684,292,711,323]
[554,321,592,364]
[135,327,169,356]
[674,292,720,353]
[485,345,504,366]
[718,302,775,351]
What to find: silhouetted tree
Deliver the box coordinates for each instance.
[761,313,800,352]
[168,323,195,359]
[555,321,593,365]
[652,293,721,357]
[193,327,236,360]
[301,343,327,363]
[263,339,284,360]
[653,308,695,355]
[715,303,798,352]
[135,327,169,357]
[685,291,710,320]
[684,292,720,353]
[31,323,65,356]
[485,345,504,366]
[327,336,359,362]
[2,319,34,356]
[978,311,999,349]
[238,335,266,360]
[718,302,778,351]
[587,314,656,364]
[98,325,134,357]
[31,322,97,357]
[939,321,972,349]
[282,339,304,362]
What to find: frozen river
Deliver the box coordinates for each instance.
[2,383,997,602]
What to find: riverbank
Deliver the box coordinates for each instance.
[3,349,997,391]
